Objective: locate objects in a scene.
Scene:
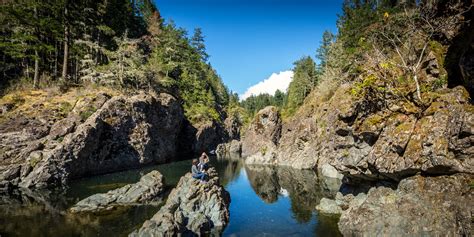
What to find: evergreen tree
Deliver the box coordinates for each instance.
[316,30,335,69]
[191,28,209,62]
[285,56,318,114]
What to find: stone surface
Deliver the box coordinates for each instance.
[331,86,474,181]
[320,164,343,179]
[223,115,241,141]
[130,168,230,236]
[241,106,282,164]
[216,140,242,159]
[69,170,165,213]
[338,174,473,236]
[316,198,343,215]
[0,92,183,189]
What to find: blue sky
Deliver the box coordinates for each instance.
[154,0,343,98]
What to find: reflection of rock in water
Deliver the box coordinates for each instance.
[213,156,243,187]
[245,165,280,203]
[277,167,324,223]
[0,188,159,236]
[246,165,339,224]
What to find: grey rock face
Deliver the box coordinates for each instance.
[331,86,473,181]
[241,106,282,164]
[130,168,230,236]
[69,170,165,213]
[338,174,473,237]
[224,115,241,140]
[320,164,343,179]
[316,198,343,215]
[0,92,183,189]
[316,192,367,216]
[216,140,242,159]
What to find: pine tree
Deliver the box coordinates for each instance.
[191,28,209,62]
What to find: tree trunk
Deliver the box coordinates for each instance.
[413,74,422,102]
[61,3,69,81]
[33,49,39,88]
[33,4,39,88]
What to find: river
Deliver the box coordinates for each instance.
[0,155,341,236]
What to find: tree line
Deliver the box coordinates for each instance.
[1,0,230,124]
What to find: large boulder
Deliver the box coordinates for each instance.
[130,168,230,236]
[0,92,183,189]
[69,170,165,213]
[338,174,473,236]
[241,106,282,164]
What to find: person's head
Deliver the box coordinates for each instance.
[192,159,199,165]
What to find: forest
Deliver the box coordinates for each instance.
[0,0,229,123]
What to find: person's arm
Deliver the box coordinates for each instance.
[192,165,201,175]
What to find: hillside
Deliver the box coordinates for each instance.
[237,0,473,235]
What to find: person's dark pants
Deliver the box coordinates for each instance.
[193,173,206,181]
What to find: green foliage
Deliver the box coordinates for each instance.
[240,89,286,117]
[284,56,318,115]
[316,30,336,68]
[79,105,97,122]
[1,0,230,125]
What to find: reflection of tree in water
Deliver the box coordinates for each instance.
[277,167,324,224]
[211,155,244,187]
[245,165,280,203]
[246,164,335,224]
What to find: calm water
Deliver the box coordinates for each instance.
[0,156,341,236]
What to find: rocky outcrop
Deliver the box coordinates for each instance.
[177,119,228,155]
[216,140,242,159]
[70,170,165,213]
[241,106,282,165]
[0,91,183,189]
[338,174,473,236]
[316,192,367,215]
[223,115,241,140]
[130,168,230,236]
[331,86,473,182]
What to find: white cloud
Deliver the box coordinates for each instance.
[240,71,293,100]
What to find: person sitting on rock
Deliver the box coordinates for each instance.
[198,152,210,171]
[192,159,207,182]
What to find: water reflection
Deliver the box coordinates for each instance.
[245,165,338,224]
[0,156,341,236]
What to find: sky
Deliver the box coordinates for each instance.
[154,0,344,99]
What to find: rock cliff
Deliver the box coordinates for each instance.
[241,106,282,165]
[0,89,183,189]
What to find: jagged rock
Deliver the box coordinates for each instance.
[338,174,473,236]
[316,192,367,215]
[216,140,242,159]
[130,168,230,236]
[178,119,227,155]
[316,198,343,215]
[241,106,282,164]
[320,164,343,179]
[12,92,183,188]
[224,115,241,140]
[331,86,474,181]
[69,170,164,213]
